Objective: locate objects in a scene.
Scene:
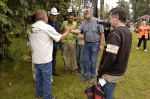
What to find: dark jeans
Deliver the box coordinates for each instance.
[52,43,59,74]
[76,45,84,73]
[137,35,147,50]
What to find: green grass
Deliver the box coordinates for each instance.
[0,32,150,99]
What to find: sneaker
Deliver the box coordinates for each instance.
[79,77,88,82]
[71,71,74,74]
[144,49,147,52]
[89,78,95,84]
[64,70,68,74]
[136,47,139,49]
[76,73,81,76]
[36,95,42,99]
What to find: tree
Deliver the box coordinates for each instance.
[0,0,70,71]
[103,3,110,19]
[116,0,130,19]
[129,0,150,22]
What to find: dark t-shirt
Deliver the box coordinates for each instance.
[98,26,132,76]
[48,20,60,43]
[48,20,60,33]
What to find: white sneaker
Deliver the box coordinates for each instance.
[136,47,139,49]
[144,49,147,52]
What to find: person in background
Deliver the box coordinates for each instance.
[135,17,142,33]
[136,21,150,52]
[125,19,130,28]
[29,10,70,99]
[75,17,85,76]
[99,23,111,66]
[146,18,150,40]
[60,13,77,74]
[70,6,104,84]
[48,7,60,76]
[97,7,132,99]
[146,18,150,26]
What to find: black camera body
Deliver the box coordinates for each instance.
[97,19,110,27]
[97,19,111,42]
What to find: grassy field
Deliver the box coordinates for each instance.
[0,32,150,99]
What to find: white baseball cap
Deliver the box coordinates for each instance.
[48,7,60,15]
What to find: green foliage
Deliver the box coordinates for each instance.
[0,0,70,69]
[116,0,130,19]
[103,1,130,20]
[45,0,70,22]
[103,3,110,19]
[129,0,150,22]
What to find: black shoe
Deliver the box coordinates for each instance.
[79,77,88,82]
[52,73,58,76]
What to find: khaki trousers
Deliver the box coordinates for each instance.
[62,43,75,71]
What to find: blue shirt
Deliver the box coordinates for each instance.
[48,20,60,43]
[48,20,60,33]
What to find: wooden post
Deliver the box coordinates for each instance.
[100,0,104,19]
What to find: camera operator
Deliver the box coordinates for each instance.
[97,7,132,99]
[97,19,111,42]
[104,24,111,42]
[98,22,111,66]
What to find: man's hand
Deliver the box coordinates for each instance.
[99,45,104,51]
[66,27,71,33]
[96,68,99,76]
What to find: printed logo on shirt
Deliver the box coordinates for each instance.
[32,29,42,34]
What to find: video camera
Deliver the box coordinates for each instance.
[97,19,111,42]
[97,19,110,27]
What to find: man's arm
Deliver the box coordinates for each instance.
[99,33,104,51]
[71,29,81,34]
[60,28,70,41]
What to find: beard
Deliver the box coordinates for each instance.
[85,14,91,19]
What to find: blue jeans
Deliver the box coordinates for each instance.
[76,45,84,73]
[35,62,52,99]
[102,81,116,99]
[82,41,100,79]
[52,43,59,74]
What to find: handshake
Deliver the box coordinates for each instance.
[66,27,72,33]
[64,27,80,35]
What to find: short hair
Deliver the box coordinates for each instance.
[68,12,75,17]
[35,10,47,21]
[86,6,93,12]
[109,7,127,23]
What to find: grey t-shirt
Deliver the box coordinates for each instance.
[78,18,104,42]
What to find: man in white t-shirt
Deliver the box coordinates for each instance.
[29,10,70,99]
